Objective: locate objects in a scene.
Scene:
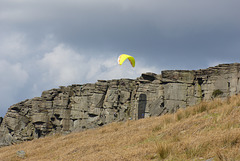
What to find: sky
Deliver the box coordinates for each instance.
[0,0,240,117]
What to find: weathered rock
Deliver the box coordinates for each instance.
[0,117,2,126]
[1,63,240,147]
[16,150,26,158]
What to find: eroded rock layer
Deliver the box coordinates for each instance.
[1,63,240,146]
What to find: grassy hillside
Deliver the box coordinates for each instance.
[1,95,240,161]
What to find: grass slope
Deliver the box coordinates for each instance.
[1,95,240,161]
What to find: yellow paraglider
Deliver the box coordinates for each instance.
[118,54,135,67]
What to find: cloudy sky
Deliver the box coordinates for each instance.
[0,0,240,116]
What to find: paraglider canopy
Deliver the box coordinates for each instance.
[118,54,135,67]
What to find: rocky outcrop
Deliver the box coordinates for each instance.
[1,63,240,147]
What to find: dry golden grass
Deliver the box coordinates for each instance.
[1,95,240,160]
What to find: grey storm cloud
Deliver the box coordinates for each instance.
[2,0,240,56]
[0,0,240,116]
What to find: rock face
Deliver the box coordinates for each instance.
[1,63,240,146]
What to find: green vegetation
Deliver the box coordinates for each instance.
[212,89,223,98]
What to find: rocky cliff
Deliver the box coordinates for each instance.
[1,63,240,147]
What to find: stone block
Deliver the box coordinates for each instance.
[32,113,48,123]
